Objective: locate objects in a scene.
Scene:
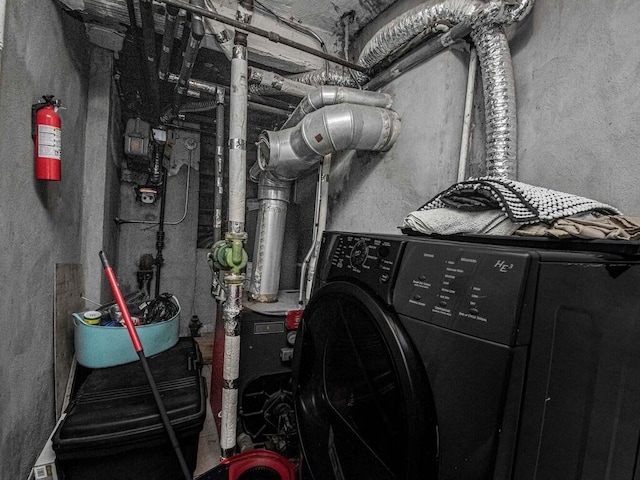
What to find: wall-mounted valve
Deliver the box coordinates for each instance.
[210,232,248,275]
[208,233,248,302]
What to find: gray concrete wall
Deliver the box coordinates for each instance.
[328,0,640,233]
[328,47,469,233]
[81,48,121,306]
[511,0,640,212]
[0,1,89,478]
[116,131,203,336]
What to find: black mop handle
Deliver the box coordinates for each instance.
[100,251,192,480]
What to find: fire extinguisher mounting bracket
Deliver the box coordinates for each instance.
[31,95,60,139]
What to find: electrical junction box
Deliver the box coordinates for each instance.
[124,118,151,159]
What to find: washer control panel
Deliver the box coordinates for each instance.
[394,240,531,345]
[323,233,405,305]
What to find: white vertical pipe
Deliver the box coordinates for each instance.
[228,36,248,234]
[298,163,323,306]
[305,154,331,302]
[458,47,477,182]
[220,18,250,457]
[298,155,332,305]
[0,0,6,81]
[220,279,242,457]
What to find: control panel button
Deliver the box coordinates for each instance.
[350,240,369,267]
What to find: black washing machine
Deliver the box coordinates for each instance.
[292,231,640,479]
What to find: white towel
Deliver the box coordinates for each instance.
[404,207,521,236]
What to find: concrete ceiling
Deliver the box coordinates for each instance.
[55,0,398,128]
[248,0,398,52]
[58,0,398,66]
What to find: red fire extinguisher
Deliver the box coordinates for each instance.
[32,95,62,181]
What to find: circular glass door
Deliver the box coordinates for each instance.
[293,281,438,480]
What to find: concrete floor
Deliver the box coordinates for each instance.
[193,335,222,477]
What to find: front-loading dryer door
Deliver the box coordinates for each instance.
[293,281,438,480]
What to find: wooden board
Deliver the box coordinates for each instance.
[195,333,214,366]
[54,264,84,417]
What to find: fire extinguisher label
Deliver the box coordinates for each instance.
[38,125,61,159]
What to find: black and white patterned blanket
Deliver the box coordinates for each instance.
[414,177,621,224]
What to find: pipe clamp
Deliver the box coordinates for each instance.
[229,138,246,150]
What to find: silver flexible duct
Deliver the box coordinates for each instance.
[256,103,400,182]
[248,67,315,98]
[287,68,359,88]
[359,0,533,179]
[289,0,484,87]
[283,0,533,180]
[358,0,483,72]
[470,24,517,178]
[503,0,535,24]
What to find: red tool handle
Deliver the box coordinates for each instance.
[99,251,192,480]
[99,251,143,352]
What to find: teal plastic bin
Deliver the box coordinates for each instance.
[73,297,180,368]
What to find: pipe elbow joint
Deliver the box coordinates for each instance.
[257,104,401,181]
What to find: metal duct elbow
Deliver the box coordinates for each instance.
[257,104,401,181]
[282,86,393,129]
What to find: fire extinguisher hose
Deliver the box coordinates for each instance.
[99,251,192,480]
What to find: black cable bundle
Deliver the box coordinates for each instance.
[143,293,179,324]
